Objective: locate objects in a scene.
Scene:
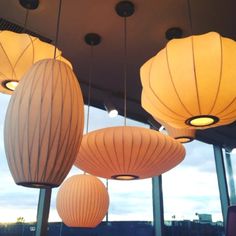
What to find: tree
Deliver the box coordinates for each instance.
[16,216,25,223]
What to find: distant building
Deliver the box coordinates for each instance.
[197,214,213,223]
[0,220,224,236]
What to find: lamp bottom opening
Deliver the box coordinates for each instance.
[176,136,193,143]
[17,182,58,188]
[111,174,139,180]
[185,115,219,127]
[2,80,19,91]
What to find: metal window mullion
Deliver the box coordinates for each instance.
[152,175,164,236]
[213,145,230,226]
[36,188,52,236]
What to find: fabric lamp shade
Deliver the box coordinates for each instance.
[0,30,71,94]
[156,118,196,143]
[56,174,109,228]
[74,126,185,180]
[165,125,195,143]
[4,59,84,188]
[141,32,236,129]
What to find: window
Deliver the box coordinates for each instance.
[162,141,223,222]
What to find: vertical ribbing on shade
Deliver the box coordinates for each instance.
[4,59,84,188]
[56,174,109,228]
[141,32,236,129]
[74,126,185,179]
[155,118,195,143]
[0,30,71,94]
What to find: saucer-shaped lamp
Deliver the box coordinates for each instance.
[74,126,185,180]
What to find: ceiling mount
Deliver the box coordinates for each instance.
[84,33,101,46]
[19,0,39,10]
[115,1,135,17]
[165,27,183,40]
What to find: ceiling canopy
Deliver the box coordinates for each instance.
[1,0,236,149]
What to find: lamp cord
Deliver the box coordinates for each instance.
[86,44,94,134]
[123,16,127,126]
[83,43,94,176]
[106,178,109,222]
[186,0,201,113]
[23,9,29,33]
[187,0,193,34]
[53,0,63,59]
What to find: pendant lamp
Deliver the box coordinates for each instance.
[4,0,84,188]
[0,30,71,94]
[56,33,109,228]
[0,1,71,94]
[157,118,195,143]
[74,1,185,180]
[4,59,84,188]
[56,174,109,228]
[75,126,185,180]
[145,97,195,143]
[141,0,236,129]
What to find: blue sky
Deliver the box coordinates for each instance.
[0,93,224,223]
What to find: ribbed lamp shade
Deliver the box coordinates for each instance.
[56,174,109,228]
[0,30,71,94]
[165,125,195,143]
[4,59,84,188]
[156,118,195,143]
[74,126,185,180]
[141,32,236,129]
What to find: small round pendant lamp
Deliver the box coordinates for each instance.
[56,174,109,227]
[74,126,185,180]
[4,59,84,188]
[0,30,71,94]
[141,32,236,129]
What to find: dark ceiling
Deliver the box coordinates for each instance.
[1,0,236,149]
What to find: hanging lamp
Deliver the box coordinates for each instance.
[140,0,236,129]
[56,174,109,228]
[4,0,84,188]
[149,116,195,144]
[0,0,71,94]
[74,1,185,180]
[157,118,195,143]
[56,33,109,228]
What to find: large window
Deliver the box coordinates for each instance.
[223,149,236,205]
[162,140,223,222]
[0,92,225,236]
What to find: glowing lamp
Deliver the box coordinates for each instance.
[141,32,236,129]
[74,126,185,180]
[0,30,71,94]
[109,109,118,118]
[56,174,109,227]
[4,59,84,188]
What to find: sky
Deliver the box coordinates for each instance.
[0,93,228,223]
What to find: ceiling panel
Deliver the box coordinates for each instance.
[1,0,236,149]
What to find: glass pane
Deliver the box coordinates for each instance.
[0,94,39,224]
[223,149,236,205]
[162,140,224,235]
